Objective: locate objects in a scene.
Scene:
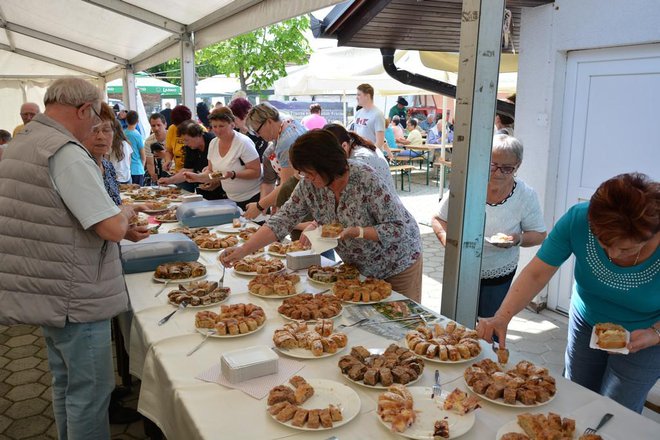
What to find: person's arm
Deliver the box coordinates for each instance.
[146,156,157,181]
[477,257,559,348]
[93,205,134,242]
[140,145,146,167]
[220,225,278,266]
[235,158,261,180]
[159,168,193,185]
[431,214,448,246]
[244,166,295,219]
[629,322,660,353]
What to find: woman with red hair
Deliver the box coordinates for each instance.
[478,173,660,412]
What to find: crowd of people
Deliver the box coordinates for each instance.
[0,77,657,439]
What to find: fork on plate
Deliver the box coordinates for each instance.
[218,264,226,288]
[583,413,613,435]
[335,317,370,332]
[431,369,441,399]
[158,301,188,325]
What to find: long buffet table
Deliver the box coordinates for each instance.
[124,222,658,440]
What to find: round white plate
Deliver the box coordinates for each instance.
[279,307,343,323]
[415,351,480,364]
[495,419,600,440]
[234,267,285,277]
[153,273,207,284]
[214,222,260,234]
[195,322,266,338]
[275,344,347,360]
[343,368,421,390]
[168,295,229,309]
[339,295,391,305]
[464,379,556,408]
[142,207,171,214]
[306,275,337,287]
[377,388,476,439]
[249,282,303,299]
[266,250,287,258]
[155,218,179,223]
[268,378,360,431]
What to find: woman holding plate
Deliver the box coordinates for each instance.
[220,129,423,302]
[183,107,262,211]
[478,173,660,413]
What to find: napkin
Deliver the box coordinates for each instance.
[302,227,338,254]
[196,357,306,400]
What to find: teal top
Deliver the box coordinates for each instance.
[536,202,660,330]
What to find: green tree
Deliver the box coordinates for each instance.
[147,16,310,92]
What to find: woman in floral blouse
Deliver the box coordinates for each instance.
[220,129,424,301]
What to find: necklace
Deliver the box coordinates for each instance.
[608,246,643,266]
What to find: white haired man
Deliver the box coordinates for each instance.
[12,101,40,136]
[0,77,135,439]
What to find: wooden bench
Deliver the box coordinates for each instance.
[389,164,415,191]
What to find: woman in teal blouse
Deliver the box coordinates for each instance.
[478,173,659,412]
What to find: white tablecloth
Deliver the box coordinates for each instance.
[124,224,659,440]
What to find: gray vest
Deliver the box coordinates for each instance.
[0,114,129,327]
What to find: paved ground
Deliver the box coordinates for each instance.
[0,170,653,439]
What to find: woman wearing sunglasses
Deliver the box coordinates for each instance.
[432,134,547,318]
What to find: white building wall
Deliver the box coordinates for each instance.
[514,0,660,306]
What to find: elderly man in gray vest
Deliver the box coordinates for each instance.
[0,78,135,440]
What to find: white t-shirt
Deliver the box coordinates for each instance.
[110,140,133,183]
[438,179,546,279]
[207,131,261,202]
[353,106,385,144]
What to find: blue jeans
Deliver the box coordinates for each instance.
[478,275,514,318]
[565,305,660,413]
[42,320,115,440]
[131,174,144,186]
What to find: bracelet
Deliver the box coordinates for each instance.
[231,171,236,180]
[357,226,364,239]
[256,201,265,212]
[652,326,660,344]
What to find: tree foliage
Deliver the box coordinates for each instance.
[147,16,310,93]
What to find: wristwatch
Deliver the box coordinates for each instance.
[256,201,265,212]
[357,226,364,239]
[652,325,660,344]
[231,171,237,180]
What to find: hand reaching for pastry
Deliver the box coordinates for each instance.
[299,221,319,248]
[219,246,246,268]
[125,225,150,242]
[476,314,509,349]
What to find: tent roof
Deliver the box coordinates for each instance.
[0,0,344,80]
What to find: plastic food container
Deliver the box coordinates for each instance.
[176,199,241,228]
[286,250,322,270]
[221,345,279,384]
[120,233,199,274]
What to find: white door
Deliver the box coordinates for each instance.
[551,43,660,313]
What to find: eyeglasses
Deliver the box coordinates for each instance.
[490,163,517,174]
[251,119,267,136]
[90,104,102,121]
[92,125,114,136]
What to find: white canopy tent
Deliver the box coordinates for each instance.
[0,0,344,131]
[274,47,517,97]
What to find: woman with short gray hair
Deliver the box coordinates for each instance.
[432,134,547,317]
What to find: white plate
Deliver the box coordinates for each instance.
[234,267,285,277]
[155,218,179,223]
[377,388,476,439]
[275,345,347,360]
[249,282,303,299]
[306,275,337,287]
[153,274,207,284]
[168,295,229,309]
[195,322,266,338]
[343,368,421,390]
[495,419,604,440]
[464,379,556,408]
[416,352,480,364]
[484,237,514,245]
[279,308,343,323]
[267,250,287,258]
[267,378,360,431]
[339,295,391,305]
[142,207,171,214]
[589,325,630,354]
[215,222,260,234]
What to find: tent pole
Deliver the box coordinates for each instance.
[180,32,196,118]
[122,68,137,111]
[440,0,505,326]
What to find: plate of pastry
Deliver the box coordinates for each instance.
[194,303,266,338]
[166,281,230,308]
[248,273,303,298]
[495,412,605,440]
[153,261,207,283]
[332,278,392,304]
[277,293,343,322]
[267,377,360,431]
[230,256,285,277]
[273,320,348,359]
[195,234,239,251]
[405,322,482,364]
[319,223,344,240]
[589,322,630,354]
[463,359,556,408]
[338,344,424,389]
[214,219,260,234]
[306,264,360,286]
[267,240,311,258]
[377,386,478,439]
[484,232,514,245]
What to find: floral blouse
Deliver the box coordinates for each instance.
[101,158,122,206]
[267,161,422,279]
